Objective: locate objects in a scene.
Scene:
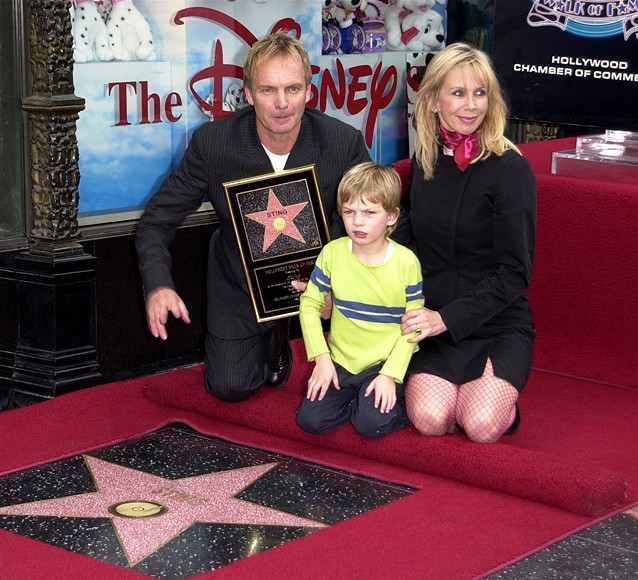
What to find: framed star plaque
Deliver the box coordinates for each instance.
[224,165,330,322]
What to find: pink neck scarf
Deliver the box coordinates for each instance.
[438,124,481,172]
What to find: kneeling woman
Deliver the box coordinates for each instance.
[399,43,537,443]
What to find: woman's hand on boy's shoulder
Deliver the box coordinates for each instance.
[401,307,447,343]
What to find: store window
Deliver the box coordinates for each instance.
[0,0,26,242]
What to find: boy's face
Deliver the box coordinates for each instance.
[341,196,398,249]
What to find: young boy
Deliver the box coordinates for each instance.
[296,162,424,439]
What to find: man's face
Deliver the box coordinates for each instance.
[244,55,311,151]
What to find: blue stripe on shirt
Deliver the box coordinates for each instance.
[310,266,331,294]
[333,296,405,316]
[337,307,403,324]
[406,281,424,301]
[333,295,405,324]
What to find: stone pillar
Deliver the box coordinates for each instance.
[12,0,101,403]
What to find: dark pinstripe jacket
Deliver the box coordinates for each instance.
[136,106,371,339]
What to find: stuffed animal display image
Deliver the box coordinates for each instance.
[361,0,392,20]
[222,83,248,112]
[323,0,391,54]
[322,0,336,22]
[106,0,156,61]
[70,0,156,62]
[323,16,387,54]
[331,0,368,28]
[397,5,446,50]
[385,0,446,51]
[202,83,248,122]
[71,0,113,63]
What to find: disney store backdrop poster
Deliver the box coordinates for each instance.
[74,0,408,225]
[492,0,638,130]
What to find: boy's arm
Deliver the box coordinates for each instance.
[380,261,425,382]
[299,255,331,362]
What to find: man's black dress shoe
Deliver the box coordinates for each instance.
[264,320,293,388]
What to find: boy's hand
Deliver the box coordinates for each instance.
[364,374,397,414]
[306,353,339,401]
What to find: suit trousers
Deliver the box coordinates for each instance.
[296,362,410,439]
[204,323,281,402]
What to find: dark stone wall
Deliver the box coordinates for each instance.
[0,261,18,408]
[0,223,210,406]
[88,224,211,382]
[0,220,304,408]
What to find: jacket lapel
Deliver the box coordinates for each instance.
[286,115,316,170]
[239,108,275,176]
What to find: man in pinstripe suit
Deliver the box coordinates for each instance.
[136,32,371,402]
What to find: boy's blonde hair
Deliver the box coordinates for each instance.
[337,162,402,236]
[413,42,520,180]
[243,31,313,90]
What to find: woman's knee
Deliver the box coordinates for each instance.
[407,404,452,436]
[458,416,502,443]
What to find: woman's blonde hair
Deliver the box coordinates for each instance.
[337,162,401,236]
[243,31,312,89]
[413,42,520,179]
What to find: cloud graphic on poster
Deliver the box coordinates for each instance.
[74,1,323,219]
[74,61,176,214]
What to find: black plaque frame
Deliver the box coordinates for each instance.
[224,165,330,322]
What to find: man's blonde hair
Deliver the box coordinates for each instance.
[413,42,520,179]
[243,31,313,89]
[337,162,402,236]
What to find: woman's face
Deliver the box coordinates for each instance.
[435,65,489,135]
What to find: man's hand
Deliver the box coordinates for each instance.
[145,287,191,340]
[364,374,397,414]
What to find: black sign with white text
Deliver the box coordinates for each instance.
[493,0,638,130]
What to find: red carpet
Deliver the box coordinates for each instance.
[1,340,636,578]
[520,137,638,388]
[2,139,637,576]
[142,351,630,517]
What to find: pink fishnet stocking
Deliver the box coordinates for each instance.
[456,359,519,444]
[405,373,457,436]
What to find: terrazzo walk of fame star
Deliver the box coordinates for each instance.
[0,424,414,578]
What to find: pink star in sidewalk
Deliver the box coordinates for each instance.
[246,188,308,252]
[0,455,326,566]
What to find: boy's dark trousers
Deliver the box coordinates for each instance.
[296,362,410,439]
